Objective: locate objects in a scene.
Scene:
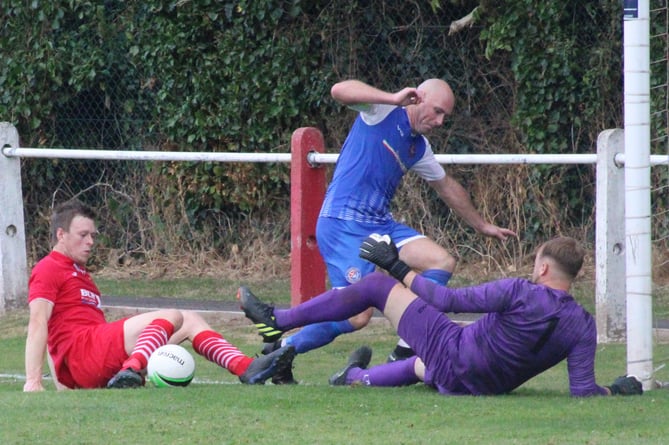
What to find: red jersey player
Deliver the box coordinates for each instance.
[24,199,295,391]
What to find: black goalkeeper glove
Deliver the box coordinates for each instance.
[606,375,643,395]
[359,233,411,283]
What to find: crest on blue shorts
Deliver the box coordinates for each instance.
[345,267,362,284]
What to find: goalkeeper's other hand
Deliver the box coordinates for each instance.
[359,233,411,283]
[607,375,643,395]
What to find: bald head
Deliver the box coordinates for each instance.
[417,78,454,101]
[407,78,455,134]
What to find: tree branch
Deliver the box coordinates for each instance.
[449,6,480,35]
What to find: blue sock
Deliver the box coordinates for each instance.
[284,320,355,354]
[420,269,452,286]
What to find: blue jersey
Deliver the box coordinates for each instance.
[319,104,445,224]
[404,276,608,396]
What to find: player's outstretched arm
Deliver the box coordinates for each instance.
[429,175,516,241]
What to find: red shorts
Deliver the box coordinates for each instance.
[57,318,129,389]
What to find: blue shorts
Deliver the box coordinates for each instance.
[316,217,424,287]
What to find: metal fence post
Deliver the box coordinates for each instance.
[0,122,28,313]
[595,128,626,342]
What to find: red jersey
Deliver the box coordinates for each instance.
[28,251,107,383]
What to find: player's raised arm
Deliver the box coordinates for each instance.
[331,79,421,108]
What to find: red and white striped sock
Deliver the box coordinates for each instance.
[122,318,174,371]
[192,330,252,376]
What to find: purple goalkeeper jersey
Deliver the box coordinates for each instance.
[405,276,608,396]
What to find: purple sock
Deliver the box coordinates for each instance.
[347,356,420,386]
[275,272,397,330]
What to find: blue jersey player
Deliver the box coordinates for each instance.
[261,79,516,382]
[239,236,642,397]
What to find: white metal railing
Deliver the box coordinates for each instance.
[1,124,668,390]
[1,147,292,163]
[5,146,668,166]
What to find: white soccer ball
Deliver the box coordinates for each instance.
[147,344,195,388]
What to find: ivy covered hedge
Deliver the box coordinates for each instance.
[0,0,631,266]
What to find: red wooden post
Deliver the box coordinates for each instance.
[290,127,327,306]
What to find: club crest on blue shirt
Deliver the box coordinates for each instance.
[345,267,362,284]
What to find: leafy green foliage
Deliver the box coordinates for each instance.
[114,1,331,217]
[1,1,330,219]
[1,0,636,266]
[481,0,621,151]
[479,0,621,239]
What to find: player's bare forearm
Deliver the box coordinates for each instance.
[430,176,516,241]
[331,80,420,107]
[24,301,51,392]
[24,338,46,392]
[431,176,486,231]
[24,329,47,391]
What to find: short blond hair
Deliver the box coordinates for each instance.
[538,237,585,279]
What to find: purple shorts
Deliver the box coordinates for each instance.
[397,298,470,395]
